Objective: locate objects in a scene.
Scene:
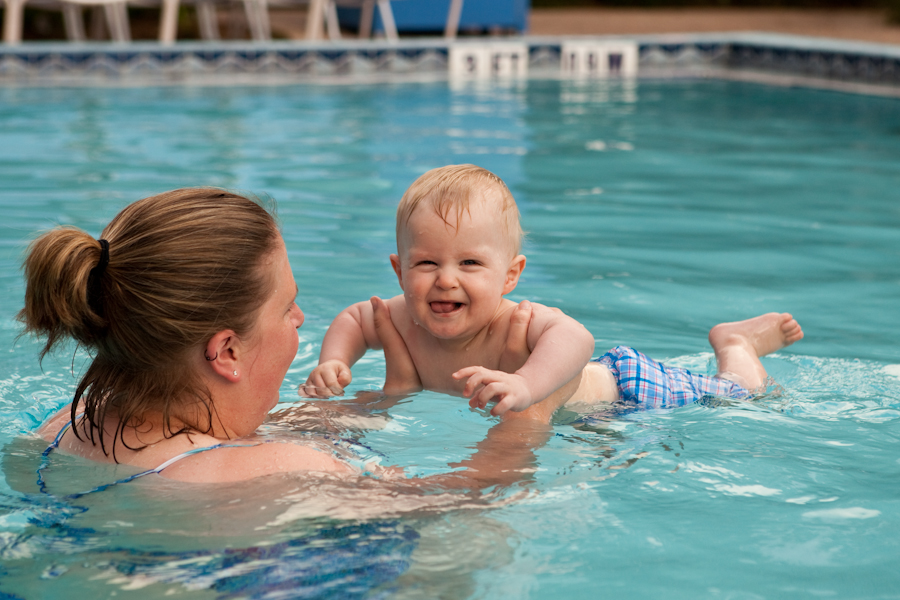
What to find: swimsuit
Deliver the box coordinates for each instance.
[32,421,417,597]
[38,419,381,499]
[595,346,750,410]
[38,418,266,499]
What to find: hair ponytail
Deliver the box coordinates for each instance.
[19,227,109,360]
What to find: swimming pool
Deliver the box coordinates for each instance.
[1,78,900,598]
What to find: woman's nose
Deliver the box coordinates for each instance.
[292,304,305,329]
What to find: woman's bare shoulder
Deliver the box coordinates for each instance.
[36,404,78,442]
[159,441,356,483]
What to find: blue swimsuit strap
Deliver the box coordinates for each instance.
[37,416,80,495]
[44,416,74,453]
[37,418,266,500]
[58,442,265,500]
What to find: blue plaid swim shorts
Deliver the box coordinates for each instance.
[595,346,750,409]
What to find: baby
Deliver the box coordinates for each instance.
[302,165,804,419]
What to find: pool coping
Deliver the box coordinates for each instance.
[2,32,899,96]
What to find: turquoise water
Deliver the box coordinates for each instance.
[2,79,900,598]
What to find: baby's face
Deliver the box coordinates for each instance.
[391,195,522,343]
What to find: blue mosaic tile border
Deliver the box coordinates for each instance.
[1,34,899,90]
[0,42,451,83]
[727,41,900,85]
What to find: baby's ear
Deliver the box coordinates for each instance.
[389,254,404,290]
[503,255,527,294]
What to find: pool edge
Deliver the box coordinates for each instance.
[1,33,898,96]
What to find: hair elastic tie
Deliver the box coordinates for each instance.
[96,239,110,274]
[87,239,110,317]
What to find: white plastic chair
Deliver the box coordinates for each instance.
[326,0,397,41]
[303,0,463,41]
[443,0,462,39]
[1,0,250,45]
[164,0,310,43]
[3,0,130,43]
[244,0,396,43]
[145,0,223,43]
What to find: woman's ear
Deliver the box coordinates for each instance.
[205,330,241,383]
[390,254,404,290]
[503,255,527,294]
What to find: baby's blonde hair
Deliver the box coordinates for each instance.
[396,164,524,255]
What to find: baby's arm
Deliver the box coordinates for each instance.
[300,300,382,397]
[455,303,595,415]
[371,296,423,395]
[301,295,421,398]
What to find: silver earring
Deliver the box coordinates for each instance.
[233,370,238,376]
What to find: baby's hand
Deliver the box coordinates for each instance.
[299,360,352,398]
[453,366,535,416]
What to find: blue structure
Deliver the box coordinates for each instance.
[339,0,529,35]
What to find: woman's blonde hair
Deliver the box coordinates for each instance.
[396,164,524,254]
[18,188,280,459]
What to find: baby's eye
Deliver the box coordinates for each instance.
[415,260,437,266]
[461,259,480,266]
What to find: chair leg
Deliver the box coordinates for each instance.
[119,1,132,40]
[444,0,462,39]
[104,2,130,42]
[3,0,26,43]
[304,0,324,40]
[62,3,86,41]
[196,0,219,40]
[243,0,269,41]
[158,0,179,43]
[256,0,271,40]
[357,0,372,39]
[375,0,396,41]
[324,0,340,40]
[102,4,117,39]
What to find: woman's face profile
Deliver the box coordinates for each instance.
[237,238,304,423]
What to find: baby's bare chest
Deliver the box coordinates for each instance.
[406,334,509,396]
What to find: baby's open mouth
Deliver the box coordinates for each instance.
[430,301,463,314]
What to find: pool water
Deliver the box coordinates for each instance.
[2,78,900,598]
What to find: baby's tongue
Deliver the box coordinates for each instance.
[430,301,458,314]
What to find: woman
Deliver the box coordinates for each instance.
[21,188,544,487]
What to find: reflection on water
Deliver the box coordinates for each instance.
[0,432,522,598]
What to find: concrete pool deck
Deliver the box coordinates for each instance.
[267,7,900,46]
[528,8,900,46]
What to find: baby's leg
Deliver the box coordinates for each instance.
[573,346,738,409]
[709,312,804,391]
[567,312,803,408]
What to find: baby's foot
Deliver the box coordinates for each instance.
[709,312,804,359]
